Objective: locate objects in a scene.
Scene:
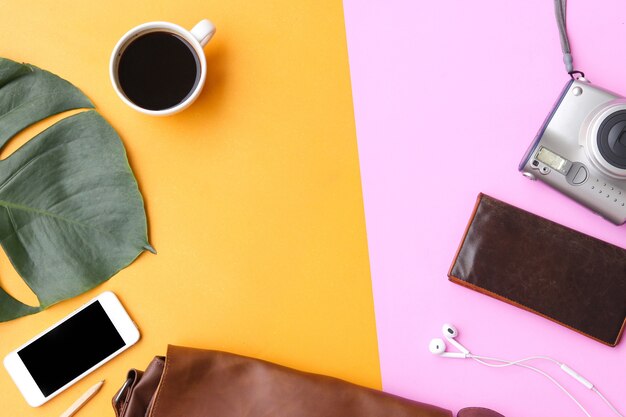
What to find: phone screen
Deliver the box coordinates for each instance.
[17,300,125,396]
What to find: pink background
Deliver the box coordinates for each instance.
[343,1,626,416]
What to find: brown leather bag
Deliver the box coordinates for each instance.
[112,345,503,417]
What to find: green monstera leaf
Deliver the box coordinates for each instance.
[0,58,153,321]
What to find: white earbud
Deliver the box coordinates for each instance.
[427,324,624,417]
[428,337,466,358]
[441,323,470,355]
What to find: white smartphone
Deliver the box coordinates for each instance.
[3,291,140,407]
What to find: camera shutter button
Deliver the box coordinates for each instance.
[566,163,588,185]
[572,166,588,184]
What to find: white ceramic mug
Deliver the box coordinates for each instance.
[110,19,216,116]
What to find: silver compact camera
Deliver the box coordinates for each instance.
[520,78,626,225]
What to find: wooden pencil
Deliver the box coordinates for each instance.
[59,380,104,417]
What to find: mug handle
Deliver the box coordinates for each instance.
[190,19,216,47]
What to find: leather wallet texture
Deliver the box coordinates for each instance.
[449,193,626,346]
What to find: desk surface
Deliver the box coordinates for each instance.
[344,0,626,415]
[0,1,380,415]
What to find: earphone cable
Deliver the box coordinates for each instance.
[470,356,592,417]
[430,325,622,416]
[592,387,624,417]
[470,354,623,417]
[469,354,561,367]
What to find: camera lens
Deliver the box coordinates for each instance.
[597,110,626,169]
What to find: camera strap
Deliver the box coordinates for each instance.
[553,0,584,78]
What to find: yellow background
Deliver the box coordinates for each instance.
[0,1,380,415]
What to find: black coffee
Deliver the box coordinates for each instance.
[117,32,200,111]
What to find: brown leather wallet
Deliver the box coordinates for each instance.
[112,345,503,417]
[449,194,626,346]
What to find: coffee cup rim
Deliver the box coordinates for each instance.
[109,21,208,116]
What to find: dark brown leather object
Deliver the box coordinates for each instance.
[112,345,500,417]
[457,408,504,417]
[449,193,626,346]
